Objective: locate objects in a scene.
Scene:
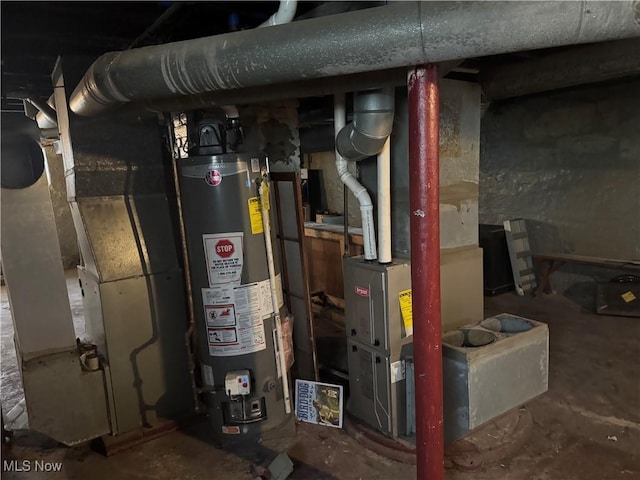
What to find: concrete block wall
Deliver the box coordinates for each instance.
[306,151,362,226]
[479,79,640,291]
[364,79,481,255]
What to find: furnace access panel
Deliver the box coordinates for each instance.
[343,257,413,437]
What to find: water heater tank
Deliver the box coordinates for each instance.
[179,152,294,443]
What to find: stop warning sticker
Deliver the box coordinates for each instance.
[215,239,235,258]
[203,232,244,286]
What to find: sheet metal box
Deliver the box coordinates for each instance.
[343,258,412,355]
[441,314,549,443]
[344,258,412,437]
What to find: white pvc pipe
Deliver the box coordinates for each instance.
[259,180,292,414]
[334,94,377,261]
[377,138,392,264]
[258,0,297,27]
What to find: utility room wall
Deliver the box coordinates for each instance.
[480,79,640,260]
[302,79,481,249]
[240,100,301,172]
[381,79,481,257]
[479,78,640,295]
[306,151,362,227]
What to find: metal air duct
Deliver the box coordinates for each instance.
[69,1,640,116]
[336,89,394,162]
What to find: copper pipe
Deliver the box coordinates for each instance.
[167,116,200,413]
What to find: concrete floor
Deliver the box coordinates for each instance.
[1,271,639,479]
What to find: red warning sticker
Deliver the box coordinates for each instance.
[215,239,235,258]
[205,169,222,186]
[205,304,236,327]
[203,233,244,286]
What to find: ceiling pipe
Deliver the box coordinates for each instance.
[259,0,297,27]
[141,64,462,114]
[69,1,640,117]
[143,68,408,113]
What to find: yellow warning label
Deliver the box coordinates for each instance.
[621,291,637,303]
[248,197,264,234]
[399,289,413,336]
[260,183,271,211]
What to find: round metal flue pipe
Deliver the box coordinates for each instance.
[70,1,640,116]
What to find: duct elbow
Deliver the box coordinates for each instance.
[34,108,57,130]
[69,54,125,116]
[336,124,391,162]
[336,88,394,162]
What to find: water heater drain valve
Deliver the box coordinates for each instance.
[225,370,251,397]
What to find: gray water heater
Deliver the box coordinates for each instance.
[179,152,294,443]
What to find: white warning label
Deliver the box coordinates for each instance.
[205,304,236,327]
[202,284,235,306]
[203,232,244,287]
[202,277,276,357]
[208,327,237,345]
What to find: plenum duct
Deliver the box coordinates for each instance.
[69,1,640,116]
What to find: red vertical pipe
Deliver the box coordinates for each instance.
[408,64,443,480]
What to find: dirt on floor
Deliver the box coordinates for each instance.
[1,273,639,479]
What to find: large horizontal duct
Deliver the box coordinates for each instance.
[70,1,640,116]
[142,62,461,114]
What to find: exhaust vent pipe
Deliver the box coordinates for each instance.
[336,89,394,163]
[259,0,297,27]
[335,88,394,261]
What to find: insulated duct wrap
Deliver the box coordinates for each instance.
[70,1,640,116]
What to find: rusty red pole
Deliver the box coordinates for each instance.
[408,64,443,480]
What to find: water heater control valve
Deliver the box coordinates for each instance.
[225,370,251,397]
